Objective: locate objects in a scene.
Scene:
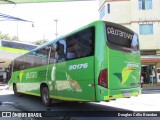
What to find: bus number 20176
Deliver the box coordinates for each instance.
[69,63,88,71]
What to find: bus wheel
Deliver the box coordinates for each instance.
[41,86,51,107]
[13,84,21,96]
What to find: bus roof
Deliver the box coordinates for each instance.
[34,20,103,51]
[17,20,137,57]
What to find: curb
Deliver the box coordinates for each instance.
[142,84,160,87]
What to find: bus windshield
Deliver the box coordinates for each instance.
[106,23,139,53]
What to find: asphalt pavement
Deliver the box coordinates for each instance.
[0,83,160,120]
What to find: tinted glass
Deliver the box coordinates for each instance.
[57,39,66,62]
[66,27,95,60]
[13,47,50,71]
[106,24,139,53]
[50,43,58,64]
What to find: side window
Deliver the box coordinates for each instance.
[66,37,77,60]
[19,56,25,70]
[13,60,19,72]
[34,47,50,66]
[13,57,23,71]
[27,47,50,68]
[66,27,95,60]
[28,51,36,67]
[23,54,32,69]
[9,61,13,73]
[50,43,58,64]
[57,39,66,62]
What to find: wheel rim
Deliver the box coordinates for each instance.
[42,88,49,104]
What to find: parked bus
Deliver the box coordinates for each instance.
[0,39,38,83]
[0,39,38,51]
[8,20,141,106]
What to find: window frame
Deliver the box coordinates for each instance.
[139,24,153,35]
[107,3,110,14]
[139,0,152,10]
[65,27,95,61]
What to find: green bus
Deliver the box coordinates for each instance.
[8,20,141,106]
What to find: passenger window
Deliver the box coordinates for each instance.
[66,27,95,60]
[49,39,66,63]
[57,39,66,62]
[50,43,58,64]
[37,47,50,65]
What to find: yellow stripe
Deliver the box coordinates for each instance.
[17,92,89,101]
[0,47,28,53]
[104,91,140,100]
[19,91,40,96]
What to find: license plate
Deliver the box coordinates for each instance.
[123,92,130,97]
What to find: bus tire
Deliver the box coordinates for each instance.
[13,84,21,96]
[41,86,51,107]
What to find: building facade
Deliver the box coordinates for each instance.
[99,0,160,84]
